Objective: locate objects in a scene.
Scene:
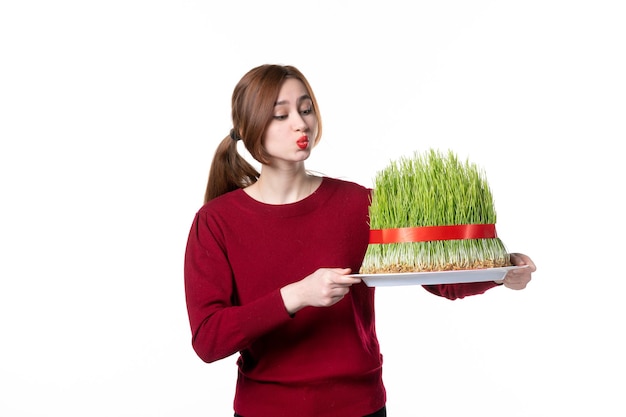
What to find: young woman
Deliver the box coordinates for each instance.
[184,64,536,417]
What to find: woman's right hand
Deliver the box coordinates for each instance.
[280,268,362,315]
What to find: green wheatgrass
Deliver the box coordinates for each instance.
[361,149,511,273]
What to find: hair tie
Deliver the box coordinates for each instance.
[230,129,241,141]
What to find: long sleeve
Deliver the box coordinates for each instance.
[422,280,500,300]
[184,211,292,363]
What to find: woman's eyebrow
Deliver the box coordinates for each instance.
[274,94,312,106]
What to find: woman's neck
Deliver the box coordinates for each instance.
[246,165,320,205]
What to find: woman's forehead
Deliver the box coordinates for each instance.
[275,79,309,105]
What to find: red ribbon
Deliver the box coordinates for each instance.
[369,224,497,244]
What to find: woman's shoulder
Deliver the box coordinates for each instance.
[196,188,247,215]
[321,177,372,209]
[322,176,371,193]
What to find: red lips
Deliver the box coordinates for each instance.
[296,136,309,149]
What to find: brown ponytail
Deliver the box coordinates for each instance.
[203,134,259,203]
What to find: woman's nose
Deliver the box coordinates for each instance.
[293,114,308,131]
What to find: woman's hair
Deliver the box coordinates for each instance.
[203,64,323,203]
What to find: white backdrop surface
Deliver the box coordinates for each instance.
[1,1,624,416]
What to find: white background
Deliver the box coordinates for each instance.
[1,1,624,416]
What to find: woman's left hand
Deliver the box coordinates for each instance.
[495,252,536,290]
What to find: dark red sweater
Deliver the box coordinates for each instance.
[184,177,498,417]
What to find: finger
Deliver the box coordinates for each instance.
[335,275,362,286]
[509,253,526,266]
[506,269,530,282]
[510,253,537,272]
[504,272,531,287]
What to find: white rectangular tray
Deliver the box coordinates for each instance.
[354,265,526,287]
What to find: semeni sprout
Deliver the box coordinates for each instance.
[361,149,511,273]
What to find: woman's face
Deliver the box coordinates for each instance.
[262,78,318,165]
